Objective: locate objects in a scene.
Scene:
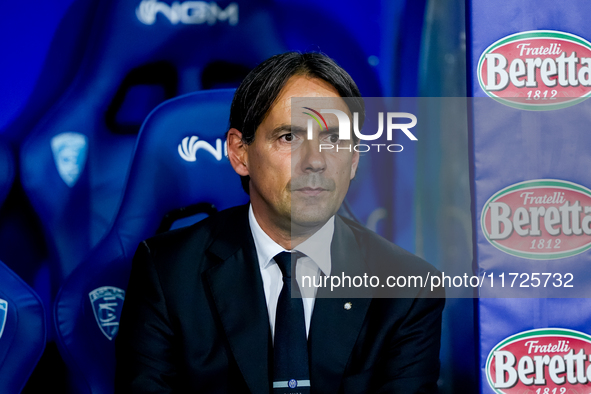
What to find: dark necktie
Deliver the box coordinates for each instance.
[272,252,311,394]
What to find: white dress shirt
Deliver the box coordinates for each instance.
[248,205,333,340]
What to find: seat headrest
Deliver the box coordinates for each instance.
[104,88,249,260]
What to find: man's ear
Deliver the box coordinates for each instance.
[227,128,249,176]
[350,149,360,180]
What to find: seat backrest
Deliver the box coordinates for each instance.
[19,0,284,288]
[0,0,101,144]
[54,89,248,394]
[0,140,45,391]
[0,260,46,393]
[0,139,14,207]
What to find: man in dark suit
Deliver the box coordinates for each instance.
[115,52,445,393]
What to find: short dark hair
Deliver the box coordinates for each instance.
[229,51,364,194]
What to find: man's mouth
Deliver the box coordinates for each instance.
[295,187,327,196]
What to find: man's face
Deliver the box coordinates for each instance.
[230,75,359,236]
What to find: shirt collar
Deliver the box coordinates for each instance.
[294,216,333,277]
[248,204,333,276]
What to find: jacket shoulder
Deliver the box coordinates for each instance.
[338,215,440,277]
[139,204,248,266]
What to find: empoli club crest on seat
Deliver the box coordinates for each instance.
[89,287,125,341]
[0,299,7,340]
[50,132,88,187]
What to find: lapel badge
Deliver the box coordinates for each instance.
[344,302,352,310]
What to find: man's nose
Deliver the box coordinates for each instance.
[299,139,326,173]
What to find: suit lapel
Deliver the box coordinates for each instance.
[205,206,271,394]
[204,209,371,394]
[308,216,372,394]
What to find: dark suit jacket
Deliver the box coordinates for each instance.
[115,204,445,393]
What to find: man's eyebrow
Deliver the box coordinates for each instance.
[271,124,307,135]
[321,126,340,134]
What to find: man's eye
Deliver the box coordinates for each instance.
[282,133,293,142]
[329,134,340,143]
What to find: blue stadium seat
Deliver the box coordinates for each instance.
[0,139,46,392]
[54,89,248,393]
[0,260,46,393]
[19,0,285,292]
[0,0,102,144]
[18,0,387,297]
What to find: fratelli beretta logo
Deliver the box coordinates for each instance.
[481,179,591,259]
[487,328,591,393]
[478,30,591,110]
[89,286,125,341]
